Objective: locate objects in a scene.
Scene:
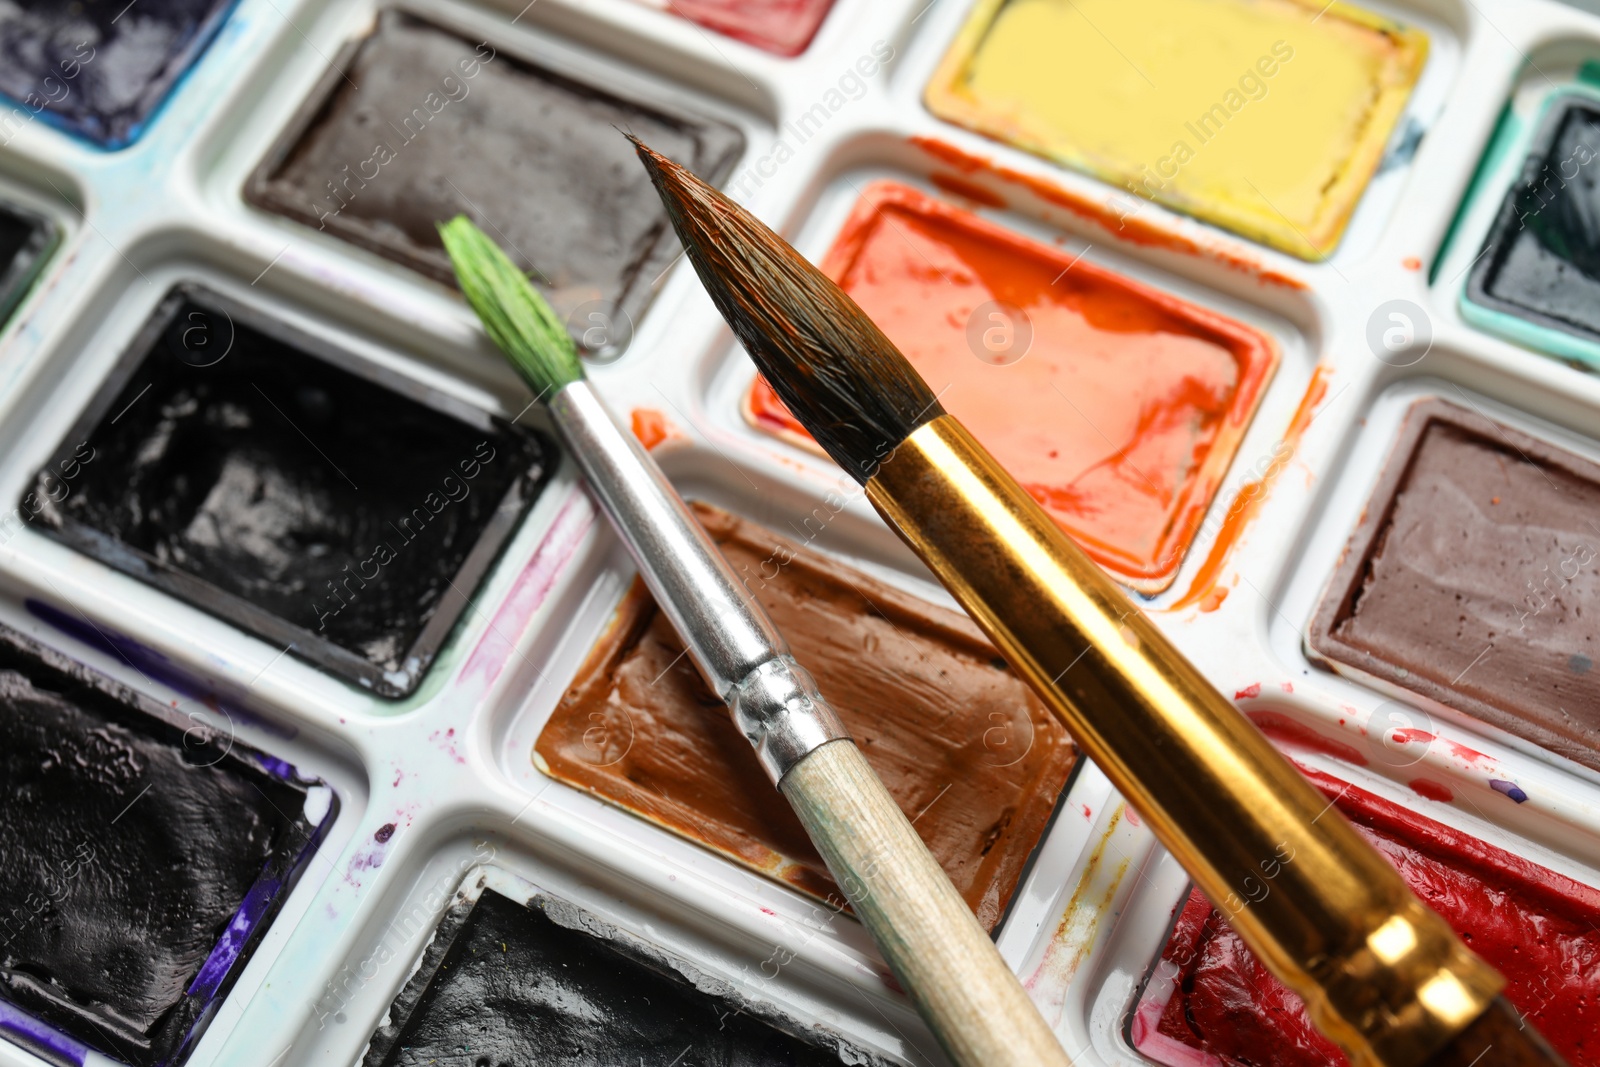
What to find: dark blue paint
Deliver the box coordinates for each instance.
[0,0,240,149]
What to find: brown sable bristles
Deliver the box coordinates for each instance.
[631,135,944,484]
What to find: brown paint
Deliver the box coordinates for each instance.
[536,504,1077,928]
[1309,398,1600,773]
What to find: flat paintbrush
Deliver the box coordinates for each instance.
[438,217,1071,1067]
[632,141,1568,1067]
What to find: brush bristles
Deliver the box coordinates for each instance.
[438,215,583,399]
[631,137,943,484]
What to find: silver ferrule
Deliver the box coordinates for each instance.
[729,656,848,783]
[548,379,849,782]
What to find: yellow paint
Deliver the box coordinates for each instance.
[925,0,1428,259]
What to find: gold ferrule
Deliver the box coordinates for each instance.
[866,415,1502,1067]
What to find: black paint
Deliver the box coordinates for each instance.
[0,621,328,1066]
[364,884,878,1067]
[246,9,743,342]
[26,285,555,697]
[0,0,236,147]
[1469,95,1600,344]
[0,199,55,325]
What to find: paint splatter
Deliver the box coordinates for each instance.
[1489,779,1529,803]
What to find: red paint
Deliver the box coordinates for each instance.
[929,171,1008,208]
[629,408,677,451]
[1125,806,1142,827]
[1139,769,1600,1067]
[664,0,835,57]
[1246,710,1369,766]
[1171,366,1333,610]
[909,137,1308,290]
[1280,682,1294,693]
[1082,804,1093,819]
[1449,741,1491,765]
[1234,684,1262,700]
[1408,778,1453,802]
[1391,728,1435,745]
[746,181,1278,591]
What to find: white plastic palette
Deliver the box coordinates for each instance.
[1,0,1599,1064]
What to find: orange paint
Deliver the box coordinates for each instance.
[1170,365,1333,610]
[629,408,677,450]
[929,171,1008,208]
[1199,586,1229,612]
[745,182,1279,592]
[910,137,1308,290]
[1402,256,1423,271]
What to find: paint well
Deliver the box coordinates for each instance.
[0,200,54,326]
[1467,94,1600,353]
[0,0,237,148]
[25,285,554,698]
[745,182,1278,591]
[364,880,876,1066]
[924,0,1428,259]
[1309,398,1600,773]
[0,622,328,1067]
[1133,768,1599,1067]
[659,0,837,57]
[537,504,1077,930]
[247,10,743,337]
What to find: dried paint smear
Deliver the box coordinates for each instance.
[925,0,1427,259]
[746,182,1278,591]
[537,504,1077,930]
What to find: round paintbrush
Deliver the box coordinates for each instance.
[437,217,1071,1067]
[630,140,1571,1067]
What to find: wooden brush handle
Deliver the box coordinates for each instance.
[1428,997,1570,1067]
[782,740,1070,1067]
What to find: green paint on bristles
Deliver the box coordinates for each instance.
[437,215,584,397]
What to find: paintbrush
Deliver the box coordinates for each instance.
[438,216,1072,1067]
[632,140,1570,1067]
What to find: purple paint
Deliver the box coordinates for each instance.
[0,999,89,1067]
[186,875,281,999]
[1490,779,1530,803]
[255,755,297,779]
[461,493,596,691]
[25,597,297,740]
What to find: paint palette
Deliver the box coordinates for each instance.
[0,0,1597,1065]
